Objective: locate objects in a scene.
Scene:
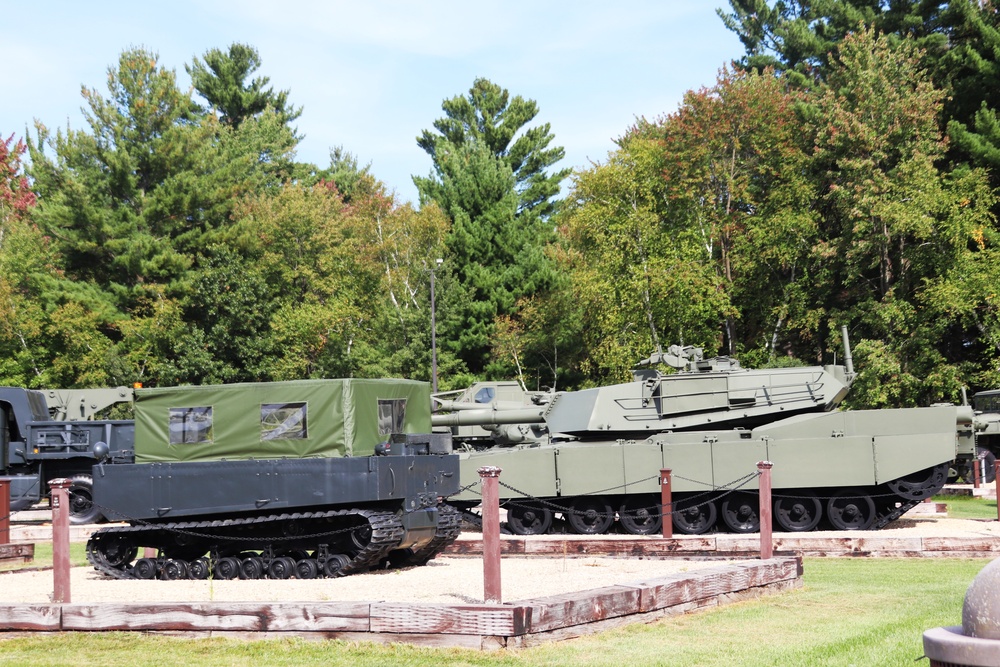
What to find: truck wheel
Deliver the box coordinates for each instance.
[67,475,103,525]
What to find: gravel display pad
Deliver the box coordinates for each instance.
[1,556,733,605]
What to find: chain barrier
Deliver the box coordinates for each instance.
[495,470,762,521]
[445,481,481,498]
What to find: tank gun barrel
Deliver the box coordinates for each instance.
[432,399,501,412]
[431,406,546,427]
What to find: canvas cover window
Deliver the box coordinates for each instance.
[260,402,308,441]
[377,398,406,435]
[168,407,213,444]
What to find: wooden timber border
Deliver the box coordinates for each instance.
[0,542,33,566]
[0,557,800,649]
[442,530,1000,559]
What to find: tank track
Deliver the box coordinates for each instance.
[86,507,404,581]
[871,496,923,530]
[388,503,462,567]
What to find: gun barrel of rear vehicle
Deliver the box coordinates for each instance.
[430,406,547,427]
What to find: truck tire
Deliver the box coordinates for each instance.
[67,474,103,525]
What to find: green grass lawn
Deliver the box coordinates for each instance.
[0,557,987,667]
[0,542,88,572]
[933,493,999,520]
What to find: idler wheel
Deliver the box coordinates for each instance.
[566,497,614,534]
[189,557,211,580]
[507,502,553,535]
[162,559,189,580]
[826,489,876,531]
[619,496,663,535]
[721,492,760,534]
[295,559,320,579]
[90,533,138,568]
[349,522,373,552]
[773,492,822,532]
[887,463,950,500]
[214,557,240,580]
[133,558,159,580]
[672,498,717,535]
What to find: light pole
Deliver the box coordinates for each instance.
[430,258,442,393]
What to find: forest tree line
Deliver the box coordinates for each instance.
[3,1,1000,409]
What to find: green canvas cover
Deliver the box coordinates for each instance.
[134,379,431,463]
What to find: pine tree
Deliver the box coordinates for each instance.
[414,79,569,375]
[187,43,301,130]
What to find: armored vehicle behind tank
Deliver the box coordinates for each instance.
[967,389,1000,483]
[437,332,969,536]
[86,378,460,581]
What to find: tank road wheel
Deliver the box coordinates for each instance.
[240,556,265,580]
[773,492,822,532]
[619,496,663,535]
[721,492,761,534]
[268,556,296,580]
[67,474,103,525]
[295,559,320,579]
[887,463,950,500]
[162,559,189,580]
[189,557,211,580]
[214,557,240,580]
[506,502,554,535]
[323,554,352,577]
[826,490,876,531]
[566,497,615,534]
[672,498,717,535]
[133,558,159,580]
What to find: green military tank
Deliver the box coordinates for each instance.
[435,329,973,535]
[86,379,460,580]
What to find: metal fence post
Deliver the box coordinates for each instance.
[995,460,1000,523]
[478,466,502,604]
[49,478,71,604]
[660,468,673,539]
[757,461,773,560]
[0,480,9,546]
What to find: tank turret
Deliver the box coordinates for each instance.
[433,345,853,447]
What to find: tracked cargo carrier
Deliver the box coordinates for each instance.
[86,379,460,580]
[436,331,973,535]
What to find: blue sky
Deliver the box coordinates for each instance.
[3,1,746,204]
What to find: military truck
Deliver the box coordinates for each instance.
[86,378,460,580]
[966,389,1000,483]
[435,331,971,535]
[0,386,135,523]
